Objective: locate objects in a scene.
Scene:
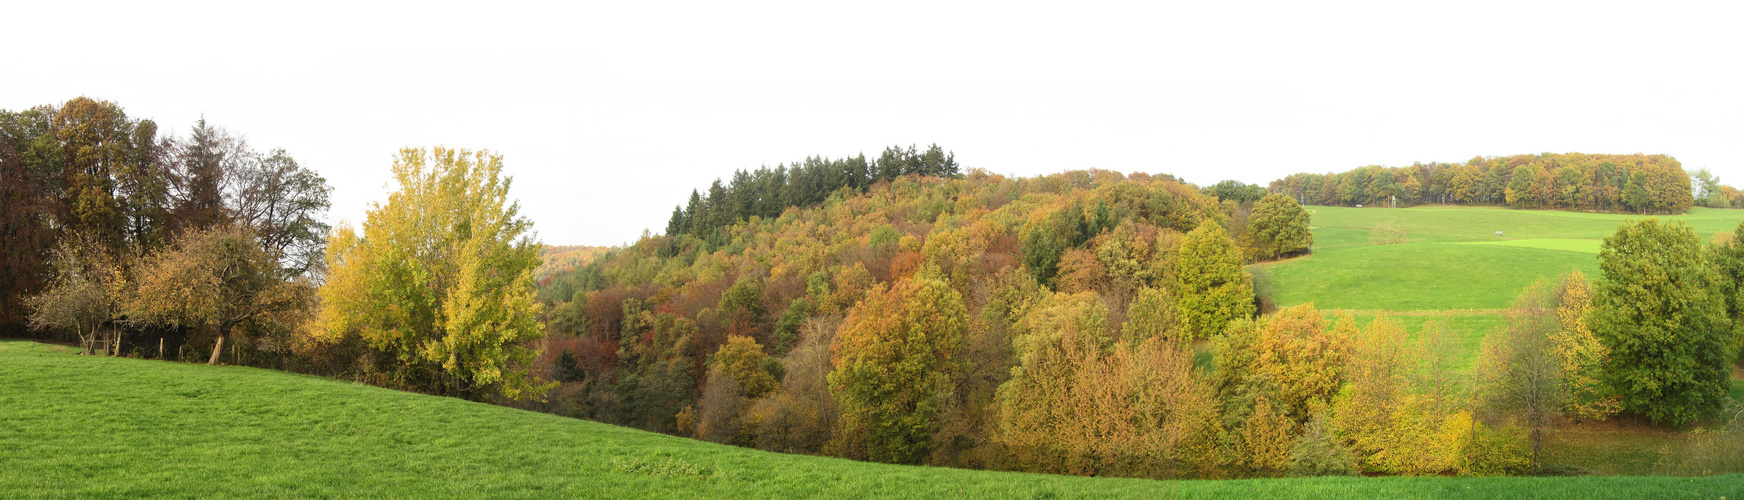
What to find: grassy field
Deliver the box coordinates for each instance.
[4,340,1741,499]
[1246,205,1744,479]
[1249,206,1744,312]
[1248,205,1744,368]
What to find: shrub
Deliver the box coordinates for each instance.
[1287,413,1359,477]
[1460,424,1532,476]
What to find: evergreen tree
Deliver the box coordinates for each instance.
[665,205,685,236]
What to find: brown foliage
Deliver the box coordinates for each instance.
[995,293,1219,478]
[128,225,311,365]
[750,316,842,454]
[1053,247,1107,295]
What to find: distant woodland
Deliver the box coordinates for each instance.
[1266,153,1741,213]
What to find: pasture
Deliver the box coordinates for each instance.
[1250,206,1744,312]
[1247,205,1744,476]
[3,340,1740,498]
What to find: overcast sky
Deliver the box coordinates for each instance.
[6,1,1741,246]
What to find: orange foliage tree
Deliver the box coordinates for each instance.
[828,271,967,464]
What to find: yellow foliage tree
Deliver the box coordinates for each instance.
[1253,305,1351,420]
[996,292,1220,478]
[1236,396,1297,474]
[828,271,966,464]
[1330,315,1410,468]
[712,335,777,399]
[1550,271,1620,422]
[315,147,548,401]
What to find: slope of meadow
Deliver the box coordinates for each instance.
[1247,205,1744,475]
[3,340,1739,499]
[1249,206,1744,312]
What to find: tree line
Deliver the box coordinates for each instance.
[1267,153,1702,213]
[2,97,331,359]
[1691,168,1744,209]
[5,98,547,404]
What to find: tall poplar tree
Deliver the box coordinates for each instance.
[316,147,548,401]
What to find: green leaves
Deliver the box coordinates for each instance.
[1590,218,1731,425]
[1175,221,1256,340]
[1246,193,1313,261]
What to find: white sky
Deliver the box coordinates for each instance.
[6,1,1741,246]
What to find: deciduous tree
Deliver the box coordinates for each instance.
[26,239,128,354]
[1589,219,1730,425]
[1244,193,1313,261]
[828,272,966,464]
[315,147,548,401]
[1175,221,1255,340]
[1252,305,1350,420]
[129,225,311,365]
[1475,280,1566,471]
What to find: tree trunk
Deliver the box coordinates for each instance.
[208,335,225,365]
[1530,425,1542,472]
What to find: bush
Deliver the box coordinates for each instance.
[1287,413,1359,477]
[1460,424,1532,476]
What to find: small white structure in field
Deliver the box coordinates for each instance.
[1356,204,1363,208]
[1495,231,1504,237]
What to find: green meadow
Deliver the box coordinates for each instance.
[4,340,1740,499]
[1247,205,1744,478]
[1249,204,1744,377]
[1249,206,1744,312]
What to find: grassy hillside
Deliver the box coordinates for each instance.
[1250,206,1744,312]
[1245,205,1744,476]
[3,340,1739,499]
[1249,206,1744,371]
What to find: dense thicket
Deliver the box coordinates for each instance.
[1268,153,1698,214]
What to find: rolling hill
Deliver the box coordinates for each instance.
[3,340,1739,498]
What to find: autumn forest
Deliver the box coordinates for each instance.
[5,97,1743,483]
